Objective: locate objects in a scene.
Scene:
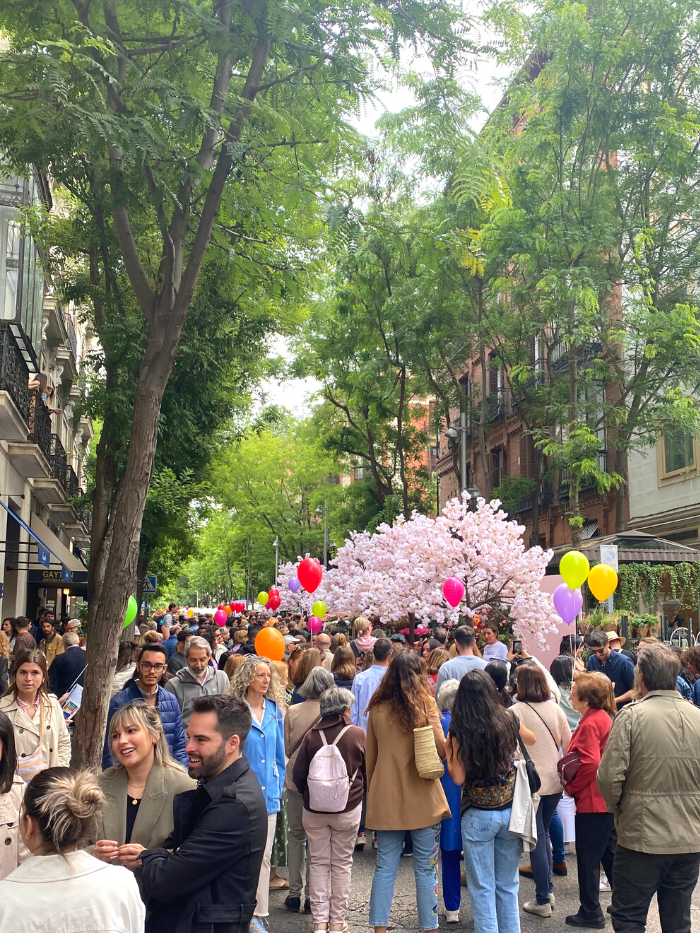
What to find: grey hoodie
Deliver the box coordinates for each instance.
[164,664,230,727]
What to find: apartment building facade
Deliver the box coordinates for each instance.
[0,172,92,623]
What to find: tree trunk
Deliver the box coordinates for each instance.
[478,345,491,498]
[530,444,542,547]
[614,444,628,532]
[407,611,416,647]
[568,339,581,548]
[73,343,177,769]
[396,366,409,517]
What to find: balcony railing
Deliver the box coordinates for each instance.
[77,501,93,532]
[488,388,509,421]
[558,451,607,499]
[551,341,603,373]
[63,311,78,360]
[49,434,68,488]
[0,323,29,420]
[516,487,554,514]
[27,389,51,460]
[66,465,80,498]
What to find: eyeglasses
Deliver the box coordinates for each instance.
[591,648,607,656]
[139,662,166,672]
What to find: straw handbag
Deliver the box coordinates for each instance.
[413,724,444,780]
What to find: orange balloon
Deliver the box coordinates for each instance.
[255,627,285,661]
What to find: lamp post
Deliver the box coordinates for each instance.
[467,484,480,512]
[315,500,329,569]
[274,536,279,587]
[444,422,469,494]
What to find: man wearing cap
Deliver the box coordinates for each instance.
[586,629,636,707]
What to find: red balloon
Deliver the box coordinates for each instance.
[267,588,281,612]
[230,602,236,612]
[298,558,323,594]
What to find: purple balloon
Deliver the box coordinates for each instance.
[573,588,583,617]
[288,577,301,594]
[553,584,578,624]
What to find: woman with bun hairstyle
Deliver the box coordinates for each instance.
[0,649,71,778]
[0,711,28,880]
[0,767,145,932]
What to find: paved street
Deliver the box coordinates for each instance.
[269,844,700,933]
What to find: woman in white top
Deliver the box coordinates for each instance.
[511,662,571,919]
[0,767,144,933]
[0,649,71,778]
[0,711,28,880]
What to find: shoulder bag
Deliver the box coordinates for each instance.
[517,734,541,794]
[413,703,444,780]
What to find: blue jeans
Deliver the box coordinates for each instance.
[369,825,440,930]
[550,809,565,864]
[532,792,562,905]
[441,849,461,912]
[461,806,522,933]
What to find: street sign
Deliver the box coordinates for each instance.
[143,575,157,594]
[600,544,619,572]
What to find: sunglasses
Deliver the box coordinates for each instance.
[591,647,607,656]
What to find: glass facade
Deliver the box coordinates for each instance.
[0,173,44,368]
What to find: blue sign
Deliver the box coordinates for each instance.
[61,565,71,582]
[143,575,157,594]
[37,545,50,568]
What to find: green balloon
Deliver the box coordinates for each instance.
[123,595,138,628]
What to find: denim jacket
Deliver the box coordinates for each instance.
[244,699,285,814]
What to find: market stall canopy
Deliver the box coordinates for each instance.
[547,530,700,574]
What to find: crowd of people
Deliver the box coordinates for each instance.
[0,605,700,933]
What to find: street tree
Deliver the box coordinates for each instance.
[0,0,469,765]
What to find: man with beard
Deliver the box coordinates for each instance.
[141,695,268,933]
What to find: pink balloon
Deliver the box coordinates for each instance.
[214,609,228,627]
[307,616,323,634]
[552,584,577,624]
[443,577,465,608]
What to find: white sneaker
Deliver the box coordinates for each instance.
[599,874,611,893]
[523,900,552,918]
[445,910,460,923]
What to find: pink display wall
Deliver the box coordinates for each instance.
[523,574,578,673]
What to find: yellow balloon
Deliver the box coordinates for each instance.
[187,609,194,618]
[560,550,590,590]
[588,564,618,602]
[312,600,327,619]
[258,591,269,607]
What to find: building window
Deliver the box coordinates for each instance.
[663,431,695,475]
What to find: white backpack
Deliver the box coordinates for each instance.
[307,726,358,813]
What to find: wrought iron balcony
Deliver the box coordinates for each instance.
[488,388,509,421]
[66,465,80,498]
[27,389,51,461]
[62,310,78,360]
[516,486,554,514]
[0,323,29,421]
[76,501,93,532]
[49,434,68,489]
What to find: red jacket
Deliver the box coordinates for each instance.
[565,707,613,812]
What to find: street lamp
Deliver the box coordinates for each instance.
[315,500,329,569]
[445,417,469,496]
[467,484,480,512]
[273,536,279,586]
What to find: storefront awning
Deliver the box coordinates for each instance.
[29,515,86,574]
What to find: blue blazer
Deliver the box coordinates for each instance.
[244,699,285,814]
[102,680,188,771]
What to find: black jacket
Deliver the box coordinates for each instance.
[49,645,86,697]
[142,756,267,933]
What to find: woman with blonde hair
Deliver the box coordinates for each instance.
[0,632,9,693]
[331,645,356,690]
[229,656,285,933]
[0,767,144,932]
[0,649,71,779]
[223,652,246,681]
[350,616,376,671]
[426,648,450,696]
[92,702,194,890]
[290,647,324,705]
